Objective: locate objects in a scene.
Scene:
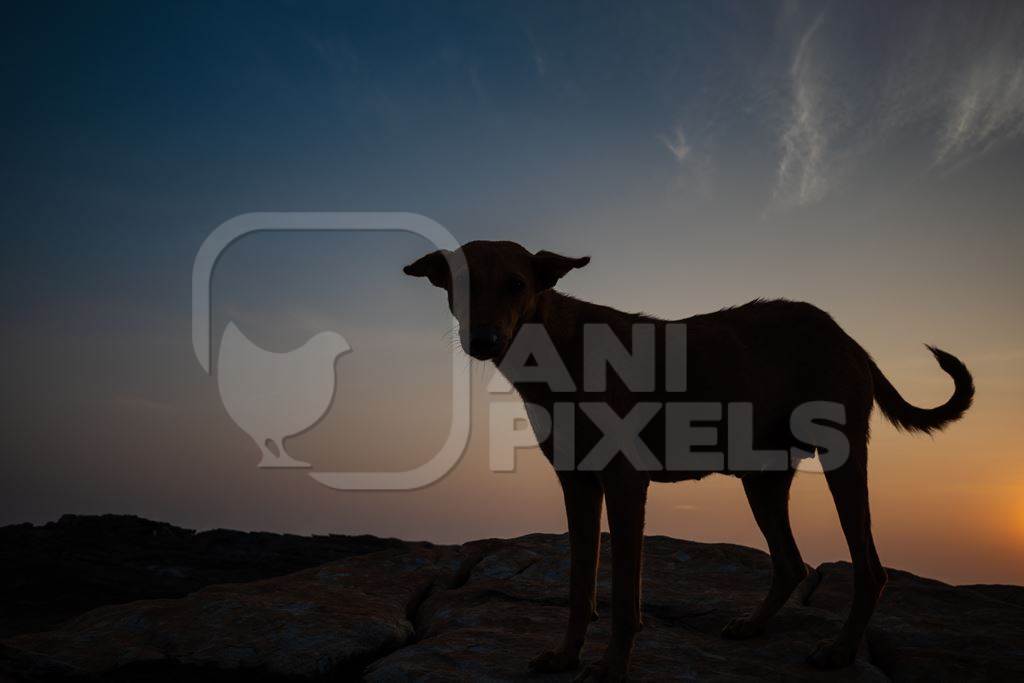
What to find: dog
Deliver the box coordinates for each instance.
[404,240,974,681]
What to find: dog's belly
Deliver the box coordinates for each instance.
[649,469,719,483]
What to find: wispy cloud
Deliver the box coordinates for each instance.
[890,7,1024,168]
[771,4,1024,209]
[533,50,547,78]
[659,123,715,198]
[660,125,690,163]
[937,50,1024,165]
[773,13,828,207]
[523,27,547,78]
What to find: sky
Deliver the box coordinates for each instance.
[2,0,1023,585]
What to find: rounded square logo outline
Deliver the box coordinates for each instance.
[192,212,470,490]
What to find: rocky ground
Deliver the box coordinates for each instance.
[1,515,1022,681]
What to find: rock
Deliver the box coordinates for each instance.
[0,514,406,638]
[0,545,463,680]
[368,535,886,682]
[1,516,1022,680]
[810,563,1024,681]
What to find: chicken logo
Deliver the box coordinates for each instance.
[217,322,350,468]
[193,213,470,489]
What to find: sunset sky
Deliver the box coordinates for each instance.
[3,1,1023,585]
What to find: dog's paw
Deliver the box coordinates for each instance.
[806,638,858,669]
[529,648,581,673]
[573,659,628,682]
[721,616,765,640]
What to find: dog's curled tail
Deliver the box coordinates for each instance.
[869,346,974,435]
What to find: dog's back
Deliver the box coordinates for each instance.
[683,298,872,415]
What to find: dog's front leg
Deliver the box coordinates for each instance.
[576,473,648,682]
[530,473,603,674]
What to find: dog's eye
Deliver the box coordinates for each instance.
[507,276,526,294]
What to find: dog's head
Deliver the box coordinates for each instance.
[404,240,589,360]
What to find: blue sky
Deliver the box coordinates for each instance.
[2,1,1023,583]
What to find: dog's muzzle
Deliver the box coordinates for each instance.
[468,326,504,360]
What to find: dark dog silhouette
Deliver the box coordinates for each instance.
[405,240,974,681]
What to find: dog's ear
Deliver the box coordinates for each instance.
[403,250,451,289]
[532,250,590,290]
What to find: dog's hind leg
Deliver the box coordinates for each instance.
[808,442,887,669]
[722,470,807,639]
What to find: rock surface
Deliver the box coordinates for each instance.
[2,516,1022,681]
[0,514,406,638]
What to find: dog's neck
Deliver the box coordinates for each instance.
[497,289,641,403]
[531,289,637,343]
[531,289,580,348]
